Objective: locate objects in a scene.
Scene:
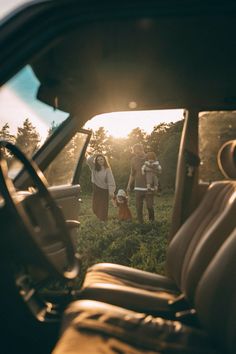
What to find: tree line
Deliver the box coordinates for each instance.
[0,117,183,191]
[0,118,40,159]
[80,121,183,193]
[1,111,234,193]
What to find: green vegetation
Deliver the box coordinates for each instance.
[80,121,183,193]
[75,191,174,286]
[2,111,235,291]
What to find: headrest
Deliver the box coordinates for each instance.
[217,140,236,179]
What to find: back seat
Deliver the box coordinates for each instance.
[53,227,236,354]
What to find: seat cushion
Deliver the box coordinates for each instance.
[80,263,181,316]
[83,263,179,293]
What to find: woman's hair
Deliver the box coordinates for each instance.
[95,154,109,171]
[146,151,157,160]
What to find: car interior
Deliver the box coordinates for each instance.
[0,1,236,354]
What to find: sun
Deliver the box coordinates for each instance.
[84,109,184,138]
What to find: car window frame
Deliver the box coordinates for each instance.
[14,115,91,189]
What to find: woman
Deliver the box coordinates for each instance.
[86,153,116,221]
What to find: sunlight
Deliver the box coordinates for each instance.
[84,109,184,138]
[0,0,32,20]
[0,86,48,142]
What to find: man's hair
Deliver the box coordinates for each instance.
[132,143,144,154]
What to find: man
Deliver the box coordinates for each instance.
[126,143,155,223]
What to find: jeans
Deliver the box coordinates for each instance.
[135,190,154,223]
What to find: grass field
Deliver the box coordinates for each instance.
[75,191,174,285]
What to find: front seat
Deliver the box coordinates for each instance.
[53,227,236,354]
[77,140,236,317]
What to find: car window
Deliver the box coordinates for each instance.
[44,131,89,186]
[199,111,236,182]
[0,0,32,20]
[0,65,68,177]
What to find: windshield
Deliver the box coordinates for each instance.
[0,0,35,21]
[0,65,68,177]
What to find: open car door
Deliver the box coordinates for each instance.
[46,127,92,223]
[13,122,92,224]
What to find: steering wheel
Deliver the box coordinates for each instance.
[0,140,79,280]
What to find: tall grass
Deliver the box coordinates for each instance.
[75,192,174,285]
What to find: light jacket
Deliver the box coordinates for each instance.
[86,155,116,196]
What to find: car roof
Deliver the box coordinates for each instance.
[1,1,236,122]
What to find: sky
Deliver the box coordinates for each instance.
[0,85,49,138]
[84,109,183,138]
[0,0,32,20]
[0,66,68,142]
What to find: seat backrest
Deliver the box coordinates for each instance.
[181,180,236,301]
[166,139,236,304]
[217,139,236,179]
[166,180,236,302]
[195,228,236,354]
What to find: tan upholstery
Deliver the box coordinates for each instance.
[80,180,236,314]
[77,139,236,315]
[195,228,236,354]
[167,181,236,302]
[53,300,218,354]
[53,228,236,354]
[217,140,236,179]
[53,141,236,354]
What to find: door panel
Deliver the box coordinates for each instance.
[49,184,81,221]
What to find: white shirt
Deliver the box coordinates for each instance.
[86,155,116,195]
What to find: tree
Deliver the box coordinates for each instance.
[89,127,110,155]
[127,127,148,151]
[0,123,16,161]
[15,118,40,157]
[108,136,132,190]
[0,123,15,143]
[147,121,183,190]
[80,122,183,194]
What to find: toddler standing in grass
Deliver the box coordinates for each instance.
[113,189,132,221]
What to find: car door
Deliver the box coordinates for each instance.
[11,116,92,224]
[46,128,91,222]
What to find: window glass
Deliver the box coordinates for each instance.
[0,65,68,177]
[44,131,89,186]
[199,111,236,182]
[0,0,32,20]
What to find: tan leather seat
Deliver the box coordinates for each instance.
[78,141,236,317]
[195,228,236,354]
[53,228,236,354]
[217,139,236,179]
[79,181,236,317]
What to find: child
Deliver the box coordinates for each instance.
[141,151,162,192]
[113,189,132,221]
